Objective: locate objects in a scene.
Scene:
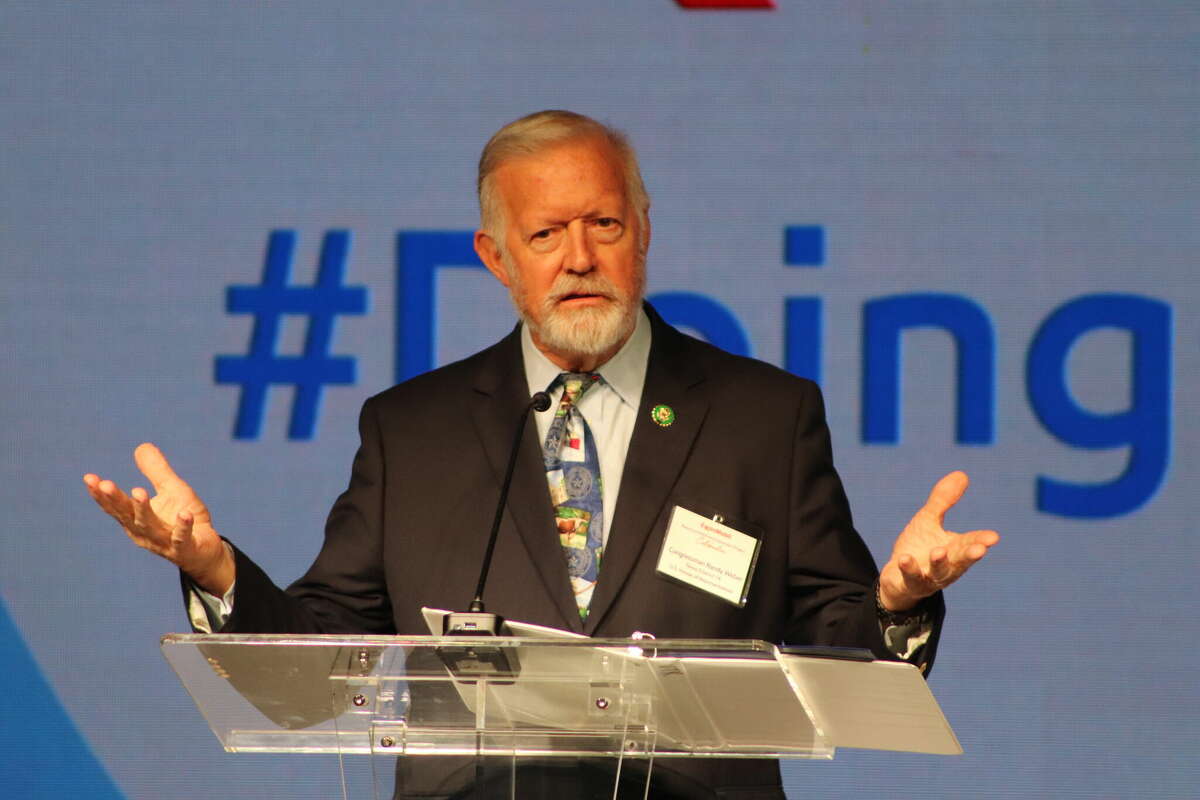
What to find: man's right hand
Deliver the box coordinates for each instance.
[83,443,234,596]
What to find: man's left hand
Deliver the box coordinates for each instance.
[878,470,999,611]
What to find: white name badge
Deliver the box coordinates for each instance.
[655,506,762,607]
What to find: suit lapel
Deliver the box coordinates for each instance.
[584,311,708,634]
[469,329,584,633]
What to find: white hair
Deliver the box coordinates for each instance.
[476,110,651,249]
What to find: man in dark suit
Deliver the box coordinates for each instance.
[85,110,998,798]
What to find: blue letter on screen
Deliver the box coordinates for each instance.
[395,231,484,382]
[862,293,995,444]
[785,297,822,384]
[1026,294,1172,518]
[649,292,751,357]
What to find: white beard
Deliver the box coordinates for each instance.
[506,258,644,363]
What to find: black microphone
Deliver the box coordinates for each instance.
[443,390,551,639]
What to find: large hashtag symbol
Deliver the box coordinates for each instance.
[215,230,368,440]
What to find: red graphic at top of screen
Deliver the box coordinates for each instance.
[676,0,776,8]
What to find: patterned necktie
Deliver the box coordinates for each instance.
[542,372,604,620]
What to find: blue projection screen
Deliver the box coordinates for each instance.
[2,2,1197,797]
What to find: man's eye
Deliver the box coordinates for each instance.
[528,228,561,251]
[592,217,623,241]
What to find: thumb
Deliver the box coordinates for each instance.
[922,470,969,521]
[134,442,183,492]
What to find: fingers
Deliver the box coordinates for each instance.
[85,475,135,524]
[928,545,951,584]
[921,470,969,522]
[895,538,986,598]
[129,486,161,541]
[83,473,103,504]
[897,552,942,586]
[84,473,167,546]
[966,528,1001,548]
[170,510,194,552]
[958,528,1000,563]
[889,553,939,607]
[134,442,181,492]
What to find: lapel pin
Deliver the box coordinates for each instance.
[651,404,676,427]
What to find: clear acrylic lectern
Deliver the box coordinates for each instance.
[162,634,960,799]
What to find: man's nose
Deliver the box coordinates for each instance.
[563,221,595,273]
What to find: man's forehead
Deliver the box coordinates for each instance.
[495,137,628,216]
[498,137,622,185]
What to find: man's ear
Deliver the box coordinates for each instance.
[474,230,510,288]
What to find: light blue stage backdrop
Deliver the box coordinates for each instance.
[2,2,1197,797]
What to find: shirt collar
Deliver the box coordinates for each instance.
[521,307,651,409]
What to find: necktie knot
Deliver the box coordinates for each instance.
[551,372,601,407]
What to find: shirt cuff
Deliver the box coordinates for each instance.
[185,543,236,633]
[883,619,933,661]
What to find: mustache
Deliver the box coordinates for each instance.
[546,276,621,304]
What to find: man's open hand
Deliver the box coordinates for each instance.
[878,471,999,611]
[83,443,234,595]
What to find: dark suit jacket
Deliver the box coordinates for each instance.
[218,304,944,798]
